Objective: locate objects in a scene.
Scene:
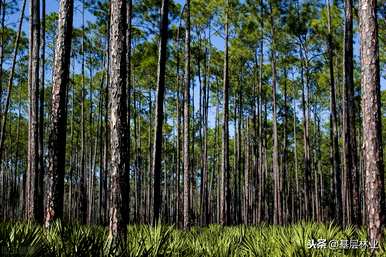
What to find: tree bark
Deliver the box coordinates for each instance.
[126,0,132,220]
[37,0,46,224]
[0,0,5,107]
[45,0,73,226]
[359,0,385,245]
[343,0,360,226]
[327,0,342,226]
[183,0,191,229]
[26,0,40,222]
[79,0,87,224]
[175,16,183,227]
[270,6,281,225]
[108,0,129,240]
[257,2,263,223]
[152,0,169,224]
[220,4,230,226]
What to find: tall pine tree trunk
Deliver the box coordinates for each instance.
[0,0,5,106]
[174,20,181,226]
[37,0,45,224]
[108,0,129,240]
[359,0,385,245]
[270,7,281,225]
[220,4,230,226]
[257,4,263,222]
[0,0,26,179]
[26,0,40,221]
[343,0,360,225]
[79,1,87,224]
[183,0,191,229]
[327,0,342,226]
[126,0,132,220]
[45,0,73,226]
[152,0,169,224]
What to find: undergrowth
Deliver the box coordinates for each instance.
[0,221,383,256]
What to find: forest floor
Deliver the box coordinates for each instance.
[0,222,384,256]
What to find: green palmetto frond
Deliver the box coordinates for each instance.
[0,222,384,256]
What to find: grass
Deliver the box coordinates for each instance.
[0,221,383,256]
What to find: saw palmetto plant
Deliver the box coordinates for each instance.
[0,222,383,257]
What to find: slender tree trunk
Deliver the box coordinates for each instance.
[45,0,73,226]
[236,70,243,225]
[26,0,40,221]
[282,67,288,224]
[147,91,152,224]
[152,0,169,224]
[293,91,299,222]
[136,101,143,223]
[0,0,5,106]
[299,44,310,220]
[220,4,230,226]
[126,0,132,220]
[257,6,263,222]
[79,1,87,224]
[175,18,182,227]
[0,0,26,172]
[102,18,110,225]
[13,91,22,219]
[88,66,94,224]
[183,0,191,229]
[244,118,250,225]
[37,0,45,224]
[270,8,281,225]
[68,71,75,222]
[359,0,384,245]
[201,39,209,226]
[327,0,342,226]
[343,0,360,226]
[215,87,220,223]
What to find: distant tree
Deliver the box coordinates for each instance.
[220,0,230,226]
[183,0,191,230]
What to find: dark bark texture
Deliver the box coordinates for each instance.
[359,0,385,245]
[45,0,73,226]
[108,0,129,240]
